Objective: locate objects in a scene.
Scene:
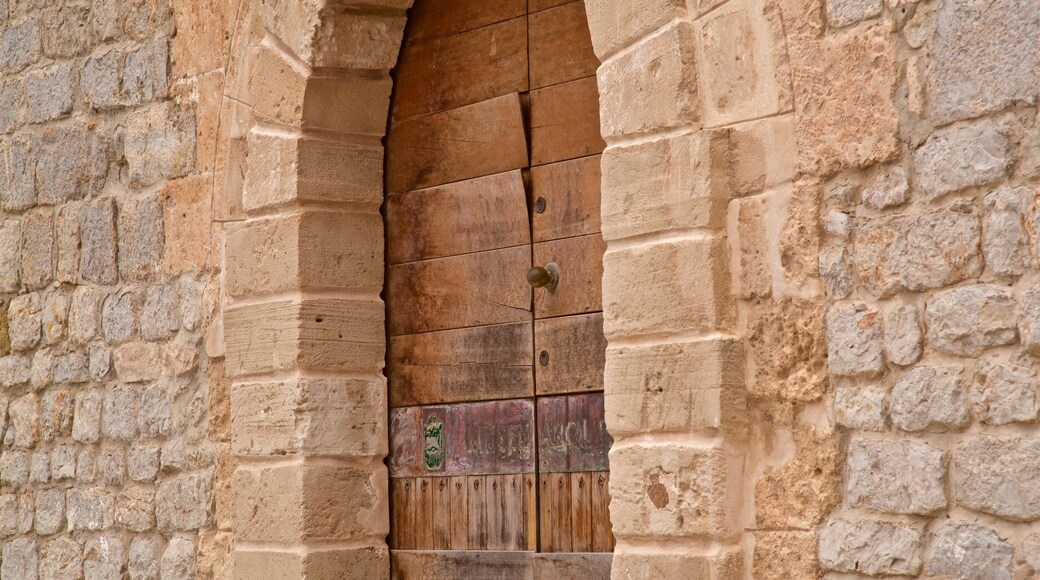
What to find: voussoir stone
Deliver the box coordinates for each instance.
[925,284,1017,357]
[818,518,923,576]
[912,120,1010,201]
[826,302,885,377]
[954,436,1040,520]
[890,365,969,432]
[854,205,980,297]
[927,524,1013,580]
[846,437,946,515]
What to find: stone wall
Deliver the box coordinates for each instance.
[0,0,228,577]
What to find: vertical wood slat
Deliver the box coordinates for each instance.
[415,478,435,549]
[450,476,469,549]
[432,477,453,550]
[525,474,538,551]
[392,478,417,550]
[486,475,506,550]
[570,472,594,552]
[539,472,573,552]
[591,471,614,552]
[467,475,489,549]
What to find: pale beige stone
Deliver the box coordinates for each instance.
[586,0,686,59]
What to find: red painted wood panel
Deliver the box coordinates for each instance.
[537,393,611,473]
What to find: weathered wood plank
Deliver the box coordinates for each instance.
[391,551,612,580]
[524,474,538,551]
[449,476,469,550]
[538,393,612,473]
[540,472,572,552]
[415,477,435,548]
[529,77,605,166]
[529,155,602,243]
[486,474,506,550]
[534,313,606,395]
[391,478,416,550]
[389,322,533,407]
[529,0,573,12]
[467,475,489,549]
[432,476,453,550]
[395,17,529,121]
[387,245,532,336]
[387,93,529,193]
[591,471,614,552]
[502,474,526,550]
[407,0,527,46]
[570,471,594,552]
[529,1,598,89]
[533,234,605,319]
[387,170,530,264]
[389,400,537,477]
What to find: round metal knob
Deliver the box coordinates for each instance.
[526,262,560,292]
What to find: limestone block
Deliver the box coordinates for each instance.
[983,185,1031,278]
[1026,533,1040,572]
[25,61,74,124]
[972,356,1039,426]
[1019,280,1040,354]
[846,437,946,515]
[603,237,731,339]
[116,485,155,532]
[826,0,882,27]
[34,487,64,535]
[755,425,840,529]
[53,352,88,384]
[125,102,195,188]
[79,198,118,285]
[1,538,38,580]
[20,207,53,290]
[39,537,80,580]
[752,531,817,580]
[224,298,384,377]
[748,298,826,401]
[926,524,1013,580]
[0,17,40,73]
[926,284,1017,357]
[233,546,390,580]
[598,22,698,137]
[128,445,160,483]
[0,78,23,133]
[102,385,139,441]
[81,46,121,109]
[928,0,1038,125]
[28,451,46,484]
[954,436,1040,520]
[882,303,921,366]
[161,537,195,580]
[138,382,172,439]
[171,0,230,76]
[128,535,163,580]
[826,302,884,378]
[72,388,101,444]
[819,246,852,299]
[242,131,384,211]
[793,23,898,174]
[98,447,125,486]
[55,204,79,284]
[244,43,305,126]
[854,206,981,297]
[609,441,737,539]
[601,132,728,241]
[860,163,908,209]
[161,175,211,275]
[695,0,790,126]
[1,136,37,211]
[83,40,168,110]
[156,473,213,532]
[37,122,108,204]
[0,451,28,486]
[311,11,406,69]
[141,284,179,342]
[232,462,388,542]
[76,448,96,484]
[41,291,68,346]
[0,494,15,536]
[9,393,38,449]
[232,376,387,458]
[833,382,886,431]
[50,445,75,481]
[611,548,743,580]
[818,518,923,575]
[102,290,139,344]
[112,342,196,383]
[605,338,744,436]
[890,365,969,431]
[728,114,796,197]
[0,219,20,291]
[67,487,115,531]
[40,3,94,59]
[82,533,127,579]
[225,211,382,297]
[738,196,771,299]
[30,348,54,390]
[913,120,1010,201]
[304,74,393,136]
[585,0,685,58]
[40,387,73,442]
[0,355,27,388]
[118,192,165,281]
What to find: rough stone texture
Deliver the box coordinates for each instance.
[818,518,923,575]
[926,524,1013,580]
[854,205,981,297]
[129,535,163,580]
[954,436,1040,520]
[825,0,882,28]
[39,537,82,580]
[118,194,165,281]
[846,437,946,515]
[747,298,826,402]
[972,356,1039,426]
[982,185,1031,278]
[2,538,39,580]
[912,120,1010,201]
[1020,280,1040,354]
[882,303,921,366]
[928,0,1038,126]
[755,425,840,530]
[889,365,970,432]
[860,162,907,210]
[925,284,1017,357]
[833,382,886,431]
[825,302,884,378]
[125,102,196,189]
[79,198,118,285]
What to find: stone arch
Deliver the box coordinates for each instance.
[216,0,801,577]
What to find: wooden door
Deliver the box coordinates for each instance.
[385,1,612,575]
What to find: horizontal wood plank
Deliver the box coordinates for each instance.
[529,0,574,12]
[387,170,531,264]
[407,0,527,46]
[389,400,536,477]
[538,393,612,473]
[533,234,605,319]
[535,313,606,395]
[391,551,612,579]
[529,1,598,89]
[389,322,534,407]
[395,17,529,121]
[387,245,532,335]
[529,77,605,166]
[387,93,529,193]
[530,155,602,243]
